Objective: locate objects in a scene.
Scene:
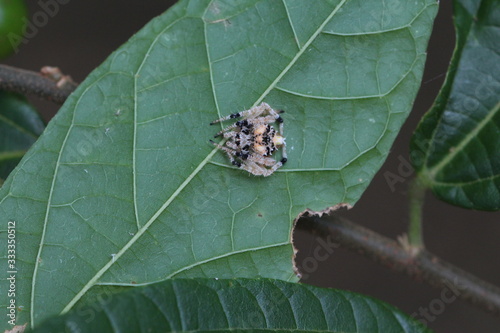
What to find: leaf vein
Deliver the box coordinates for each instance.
[426,101,500,179]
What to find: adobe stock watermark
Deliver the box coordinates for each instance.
[8,0,72,53]
[410,279,462,327]
[383,137,429,193]
[5,221,18,327]
[297,234,340,280]
[346,0,406,55]
[383,71,500,193]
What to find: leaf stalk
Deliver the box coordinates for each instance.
[408,176,427,251]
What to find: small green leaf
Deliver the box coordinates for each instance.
[410,0,500,210]
[0,91,44,182]
[0,0,438,329]
[31,278,430,333]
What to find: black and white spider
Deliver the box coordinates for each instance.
[210,102,287,176]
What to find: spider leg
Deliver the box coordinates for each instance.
[221,131,240,143]
[209,105,260,125]
[233,102,276,122]
[224,136,252,154]
[210,140,243,167]
[239,159,285,177]
[225,140,238,150]
[244,110,284,127]
[242,152,286,176]
[214,117,259,137]
[264,158,286,176]
[239,160,268,176]
[278,121,287,162]
[259,102,285,122]
[281,145,287,163]
[244,153,276,167]
[213,123,238,137]
[210,111,245,125]
[211,140,285,176]
[243,102,270,120]
[245,116,274,126]
[210,102,276,125]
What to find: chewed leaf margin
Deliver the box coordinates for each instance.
[0,0,438,330]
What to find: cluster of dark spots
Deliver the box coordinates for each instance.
[236,120,248,128]
[260,125,275,149]
[210,105,287,175]
[262,136,270,144]
[235,151,249,160]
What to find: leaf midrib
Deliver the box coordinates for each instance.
[0,113,39,139]
[0,150,27,163]
[424,101,500,181]
[419,3,478,175]
[31,88,81,326]
[431,173,500,187]
[52,0,349,317]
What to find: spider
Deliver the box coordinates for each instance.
[210,102,287,176]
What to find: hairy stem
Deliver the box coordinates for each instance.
[408,176,427,250]
[297,214,500,317]
[0,64,77,104]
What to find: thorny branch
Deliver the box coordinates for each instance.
[0,64,78,104]
[297,213,500,317]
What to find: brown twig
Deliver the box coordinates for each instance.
[297,214,500,316]
[0,64,78,104]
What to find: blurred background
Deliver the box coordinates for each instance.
[3,1,499,332]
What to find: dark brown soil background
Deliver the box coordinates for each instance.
[4,1,500,332]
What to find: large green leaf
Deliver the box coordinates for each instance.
[32,278,430,333]
[0,91,44,182]
[410,0,500,210]
[0,0,437,329]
